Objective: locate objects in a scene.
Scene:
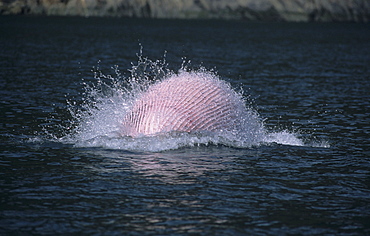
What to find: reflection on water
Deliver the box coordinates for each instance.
[82,146,254,184]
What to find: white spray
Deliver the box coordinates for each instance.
[54,54,311,152]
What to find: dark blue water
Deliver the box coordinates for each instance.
[1,16,370,235]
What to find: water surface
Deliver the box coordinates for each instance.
[1,16,370,235]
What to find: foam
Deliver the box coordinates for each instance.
[47,54,325,152]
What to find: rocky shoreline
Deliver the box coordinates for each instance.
[1,0,369,22]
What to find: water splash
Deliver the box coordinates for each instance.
[50,53,324,152]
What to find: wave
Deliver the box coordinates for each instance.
[44,53,328,152]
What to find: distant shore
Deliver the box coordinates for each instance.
[1,0,369,22]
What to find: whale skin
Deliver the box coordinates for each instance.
[121,72,245,137]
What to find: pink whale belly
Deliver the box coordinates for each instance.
[121,72,244,137]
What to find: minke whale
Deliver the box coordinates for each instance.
[121,72,246,137]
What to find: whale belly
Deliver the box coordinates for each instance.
[121,72,243,137]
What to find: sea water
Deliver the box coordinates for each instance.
[1,16,369,235]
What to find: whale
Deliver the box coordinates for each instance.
[121,72,247,137]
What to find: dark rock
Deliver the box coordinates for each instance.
[0,0,369,22]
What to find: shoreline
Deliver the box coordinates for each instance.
[1,0,369,23]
